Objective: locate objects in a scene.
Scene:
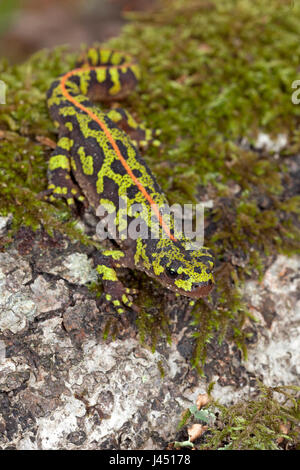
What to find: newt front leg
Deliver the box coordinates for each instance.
[93,249,139,313]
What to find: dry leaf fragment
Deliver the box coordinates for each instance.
[198,43,212,53]
[188,423,208,442]
[196,393,210,409]
[277,423,290,444]
[36,135,57,149]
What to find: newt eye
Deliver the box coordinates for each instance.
[166,267,179,279]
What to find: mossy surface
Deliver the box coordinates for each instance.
[0,0,299,364]
[175,383,300,450]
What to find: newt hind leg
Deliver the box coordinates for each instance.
[106,108,161,149]
[44,136,86,209]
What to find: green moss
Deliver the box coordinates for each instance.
[177,409,192,431]
[0,0,299,365]
[135,274,172,352]
[0,48,104,247]
[108,0,300,364]
[175,383,300,450]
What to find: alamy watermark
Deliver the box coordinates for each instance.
[0,80,6,104]
[291,80,300,104]
[95,197,213,246]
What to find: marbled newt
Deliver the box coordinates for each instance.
[45,48,214,313]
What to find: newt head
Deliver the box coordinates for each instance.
[149,239,215,298]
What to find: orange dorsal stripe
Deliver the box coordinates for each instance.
[60,67,176,242]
